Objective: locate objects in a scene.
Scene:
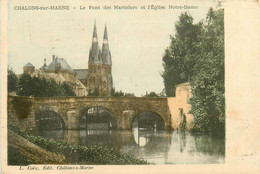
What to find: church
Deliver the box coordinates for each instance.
[23,22,113,97]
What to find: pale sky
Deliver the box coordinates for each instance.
[8,1,217,96]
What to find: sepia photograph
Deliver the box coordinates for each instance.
[1,0,259,173]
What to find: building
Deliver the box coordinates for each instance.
[23,56,87,96]
[167,83,194,130]
[23,62,35,75]
[86,22,113,96]
[22,22,113,97]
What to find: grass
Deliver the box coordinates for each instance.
[8,146,32,165]
[8,126,148,165]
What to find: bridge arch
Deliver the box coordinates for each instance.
[35,110,66,132]
[130,111,166,130]
[78,106,118,130]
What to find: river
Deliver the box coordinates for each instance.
[39,124,225,164]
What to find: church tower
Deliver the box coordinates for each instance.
[86,22,113,96]
[101,24,113,94]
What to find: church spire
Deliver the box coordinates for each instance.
[92,20,98,41]
[89,20,101,64]
[103,23,108,41]
[102,24,111,65]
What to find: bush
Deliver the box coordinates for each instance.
[8,67,18,93]
[9,126,148,165]
[8,146,32,165]
[16,73,76,97]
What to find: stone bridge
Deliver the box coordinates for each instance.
[8,95,171,135]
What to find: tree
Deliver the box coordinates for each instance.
[8,67,18,93]
[62,82,76,96]
[112,90,124,97]
[16,73,76,97]
[189,8,224,137]
[143,91,159,97]
[161,12,202,96]
[17,73,34,96]
[110,87,125,97]
[161,8,225,137]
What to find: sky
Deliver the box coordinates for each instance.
[7,0,217,96]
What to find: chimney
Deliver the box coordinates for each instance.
[44,58,46,66]
[52,55,55,61]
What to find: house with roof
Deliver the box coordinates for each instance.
[23,55,87,96]
[22,22,114,97]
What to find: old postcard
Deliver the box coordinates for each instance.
[1,0,260,173]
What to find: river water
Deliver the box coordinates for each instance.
[39,125,225,164]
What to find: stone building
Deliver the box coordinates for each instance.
[73,69,88,85]
[22,22,113,97]
[86,22,113,96]
[23,56,87,96]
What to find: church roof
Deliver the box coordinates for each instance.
[46,57,74,72]
[24,62,35,67]
[74,69,88,80]
[40,64,48,70]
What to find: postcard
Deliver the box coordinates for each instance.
[1,0,260,173]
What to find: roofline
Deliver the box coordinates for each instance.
[174,82,190,88]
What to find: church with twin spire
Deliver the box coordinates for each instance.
[22,22,113,96]
[87,21,113,96]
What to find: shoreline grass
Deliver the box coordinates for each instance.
[8,126,149,165]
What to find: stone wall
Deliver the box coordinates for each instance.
[7,96,37,134]
[167,83,194,130]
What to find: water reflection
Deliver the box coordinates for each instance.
[39,128,224,164]
[80,106,117,130]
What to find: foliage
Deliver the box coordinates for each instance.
[124,93,135,97]
[62,82,76,96]
[161,8,225,137]
[110,88,135,97]
[9,126,148,165]
[110,87,125,97]
[161,12,203,96]
[143,91,159,97]
[189,8,225,137]
[12,97,32,119]
[16,73,76,97]
[8,67,18,93]
[8,146,32,165]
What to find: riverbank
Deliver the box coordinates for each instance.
[8,127,148,165]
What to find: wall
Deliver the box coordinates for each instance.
[167,83,194,130]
